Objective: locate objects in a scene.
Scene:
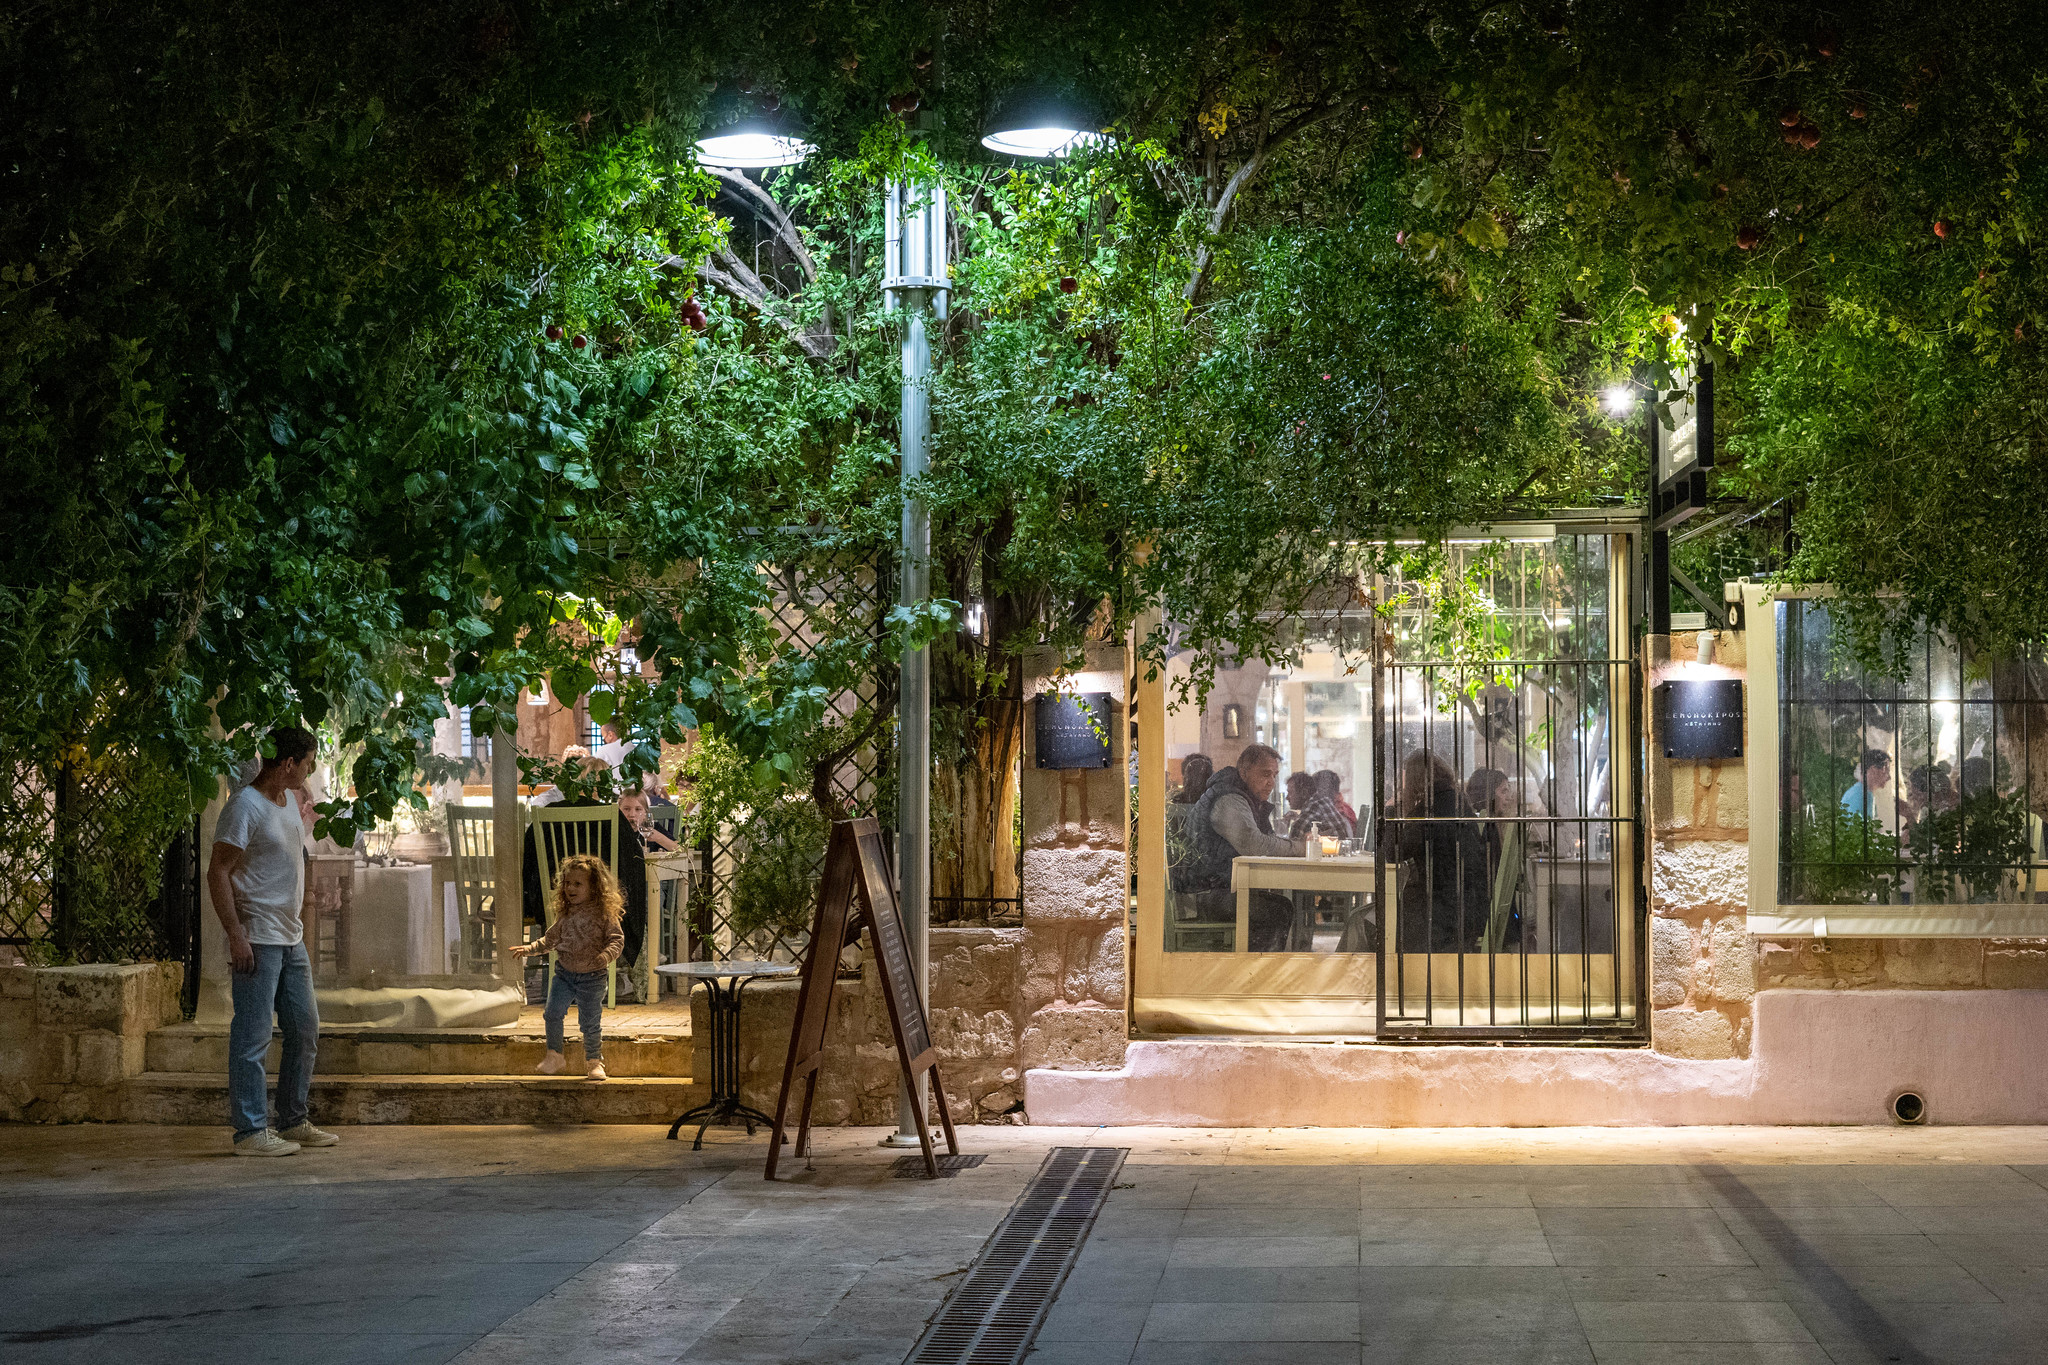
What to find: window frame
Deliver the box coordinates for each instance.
[1742,581,2048,938]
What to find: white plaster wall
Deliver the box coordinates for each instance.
[1029,988,2048,1126]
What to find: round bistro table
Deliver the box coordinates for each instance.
[655,960,798,1149]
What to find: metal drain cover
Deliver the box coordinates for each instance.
[904,1145,1128,1365]
[892,1154,988,1178]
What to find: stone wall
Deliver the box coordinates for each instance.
[1646,629,1758,1059]
[693,642,1131,1126]
[692,926,1025,1126]
[0,963,185,1122]
[1646,622,2048,1062]
[1017,644,1129,1080]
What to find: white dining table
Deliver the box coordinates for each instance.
[1229,854,1380,954]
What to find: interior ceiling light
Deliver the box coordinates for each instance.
[981,86,1108,158]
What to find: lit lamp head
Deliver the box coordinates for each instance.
[694,91,816,169]
[980,86,1107,158]
[1602,383,1636,417]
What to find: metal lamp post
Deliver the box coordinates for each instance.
[880,178,948,1146]
[696,92,1097,1147]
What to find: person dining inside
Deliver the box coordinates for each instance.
[1181,743,1305,951]
[1391,750,1490,952]
[1841,748,1899,835]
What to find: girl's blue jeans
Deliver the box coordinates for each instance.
[544,967,607,1060]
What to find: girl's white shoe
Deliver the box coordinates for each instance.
[537,1051,567,1075]
[585,1061,608,1082]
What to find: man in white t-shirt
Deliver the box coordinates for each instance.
[593,721,633,771]
[207,726,337,1157]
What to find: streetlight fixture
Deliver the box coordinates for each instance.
[980,86,1107,157]
[693,95,817,168]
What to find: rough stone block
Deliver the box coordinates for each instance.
[1020,1002,1127,1072]
[1756,938,1882,990]
[1649,917,1693,1007]
[1652,840,1748,915]
[1022,846,1125,923]
[1880,939,1985,988]
[32,1030,76,1084]
[1987,941,2048,990]
[1023,921,1112,1017]
[356,1041,427,1075]
[0,964,34,998]
[72,1030,136,1087]
[1652,1005,1736,1060]
[1082,926,1126,1007]
[929,928,1022,1015]
[34,964,146,1031]
[1704,917,1757,1004]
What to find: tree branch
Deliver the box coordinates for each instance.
[706,168,817,282]
[1184,101,1341,308]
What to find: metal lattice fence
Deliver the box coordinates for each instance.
[0,750,199,986]
[688,556,894,966]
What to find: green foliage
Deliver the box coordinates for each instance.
[1908,792,2036,903]
[1782,810,1903,906]
[9,0,2048,873]
[726,799,832,945]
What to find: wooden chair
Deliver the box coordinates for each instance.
[530,804,621,1007]
[446,805,516,976]
[305,854,357,978]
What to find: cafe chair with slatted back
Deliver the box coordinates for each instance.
[447,805,518,976]
[530,804,622,1007]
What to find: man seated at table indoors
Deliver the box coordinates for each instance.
[1182,743,1305,951]
[1289,769,1354,841]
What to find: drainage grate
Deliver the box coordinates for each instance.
[904,1146,1128,1365]
[892,1154,989,1179]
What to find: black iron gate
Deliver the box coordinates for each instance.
[1371,534,1647,1041]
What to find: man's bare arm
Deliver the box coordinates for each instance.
[207,841,255,974]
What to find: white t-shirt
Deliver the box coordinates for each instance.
[215,785,307,946]
[594,739,632,769]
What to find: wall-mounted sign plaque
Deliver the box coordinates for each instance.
[1656,678,1745,760]
[1034,692,1113,770]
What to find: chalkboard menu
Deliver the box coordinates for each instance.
[1035,692,1114,769]
[1656,678,1745,759]
[764,818,958,1180]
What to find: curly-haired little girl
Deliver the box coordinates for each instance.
[510,854,624,1080]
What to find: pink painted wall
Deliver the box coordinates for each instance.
[1027,988,2048,1126]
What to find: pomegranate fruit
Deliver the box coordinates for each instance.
[545,325,563,341]
[1060,276,1078,294]
[1736,226,1763,250]
[572,334,588,349]
[1934,219,1954,239]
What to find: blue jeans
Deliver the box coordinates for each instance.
[545,967,607,1060]
[229,942,319,1140]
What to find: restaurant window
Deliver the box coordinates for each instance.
[1744,586,2048,936]
[1132,526,1642,1038]
[458,707,490,764]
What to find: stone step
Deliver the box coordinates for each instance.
[122,1072,704,1125]
[146,1023,688,1078]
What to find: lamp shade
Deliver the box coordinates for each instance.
[980,86,1106,158]
[694,94,816,168]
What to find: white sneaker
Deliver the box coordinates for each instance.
[278,1122,339,1148]
[537,1051,567,1075]
[234,1129,301,1158]
[585,1061,608,1082]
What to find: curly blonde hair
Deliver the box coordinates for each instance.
[553,854,624,926]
